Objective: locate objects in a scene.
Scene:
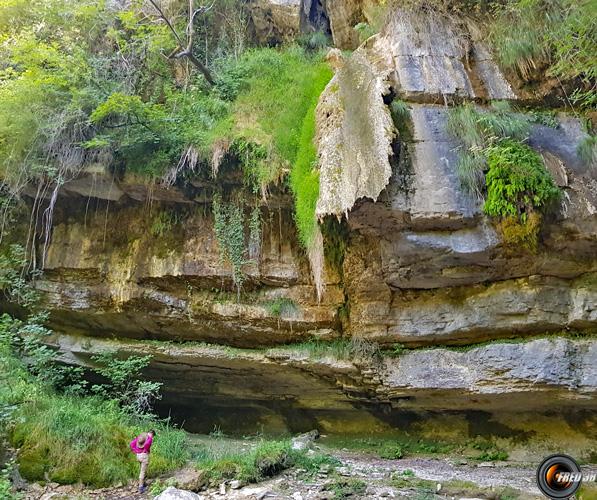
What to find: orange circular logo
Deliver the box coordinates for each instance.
[537,454,582,499]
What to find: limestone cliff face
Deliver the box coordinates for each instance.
[14,2,597,440]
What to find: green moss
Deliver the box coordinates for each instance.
[497,212,542,254]
[322,434,455,458]
[325,477,367,498]
[290,100,322,249]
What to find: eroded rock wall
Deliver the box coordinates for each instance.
[8,1,596,442]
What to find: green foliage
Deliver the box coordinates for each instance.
[0,0,332,251]
[483,140,560,219]
[150,211,181,238]
[527,109,559,128]
[354,22,377,43]
[577,134,597,167]
[90,351,162,415]
[447,102,530,150]
[0,244,38,307]
[388,343,406,356]
[149,478,177,496]
[225,47,332,248]
[391,470,435,492]
[265,298,299,318]
[290,100,321,249]
[8,393,187,487]
[446,103,542,201]
[378,443,404,459]
[297,31,330,52]
[325,477,367,498]
[0,459,19,499]
[570,87,597,112]
[0,320,187,487]
[490,0,596,85]
[212,193,247,292]
[196,440,333,486]
[390,99,413,140]
[470,438,509,461]
[248,206,262,260]
[0,0,174,188]
[455,152,486,199]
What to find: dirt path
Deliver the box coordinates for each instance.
[21,448,597,499]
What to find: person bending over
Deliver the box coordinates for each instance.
[130,429,155,493]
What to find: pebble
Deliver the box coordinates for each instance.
[477,462,495,468]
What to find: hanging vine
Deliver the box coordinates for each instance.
[212,193,247,294]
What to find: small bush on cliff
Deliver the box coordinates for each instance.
[483,140,560,219]
[483,140,560,251]
[447,102,531,197]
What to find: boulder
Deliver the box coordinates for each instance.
[169,467,207,492]
[154,486,203,500]
[291,429,320,450]
[248,0,301,45]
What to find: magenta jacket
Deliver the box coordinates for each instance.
[130,434,153,454]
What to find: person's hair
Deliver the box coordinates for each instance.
[137,433,147,446]
[149,429,156,436]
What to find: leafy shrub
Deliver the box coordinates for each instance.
[379,443,404,459]
[483,140,560,219]
[447,102,531,197]
[90,352,162,415]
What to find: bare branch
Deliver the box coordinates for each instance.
[147,0,184,47]
[147,0,215,85]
